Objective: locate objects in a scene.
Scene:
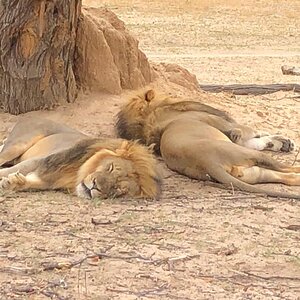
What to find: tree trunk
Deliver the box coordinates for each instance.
[0,0,81,115]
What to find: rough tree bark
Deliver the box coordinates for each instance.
[0,0,81,114]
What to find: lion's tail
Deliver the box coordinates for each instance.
[208,166,300,200]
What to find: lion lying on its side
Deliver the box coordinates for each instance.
[0,118,161,200]
[116,89,300,199]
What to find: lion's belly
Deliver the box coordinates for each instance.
[160,119,232,180]
[19,133,86,162]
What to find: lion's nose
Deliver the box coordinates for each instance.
[91,188,102,199]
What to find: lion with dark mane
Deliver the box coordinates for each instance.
[0,118,161,200]
[117,89,300,199]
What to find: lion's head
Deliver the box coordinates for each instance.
[75,140,162,200]
[116,89,170,142]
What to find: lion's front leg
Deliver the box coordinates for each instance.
[0,172,45,192]
[0,172,27,191]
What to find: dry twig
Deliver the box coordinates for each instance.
[292,148,300,166]
[107,283,169,297]
[0,266,37,275]
[280,224,300,232]
[242,270,300,281]
[42,252,201,272]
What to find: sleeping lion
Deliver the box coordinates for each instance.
[116,89,300,199]
[0,118,161,200]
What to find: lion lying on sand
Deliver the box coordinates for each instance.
[116,89,300,199]
[0,118,161,200]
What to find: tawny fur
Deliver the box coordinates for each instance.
[0,118,161,200]
[116,88,300,200]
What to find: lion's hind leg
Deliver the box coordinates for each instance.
[0,118,55,166]
[0,135,46,167]
[227,125,295,153]
[243,135,295,152]
[0,117,78,167]
[231,165,300,186]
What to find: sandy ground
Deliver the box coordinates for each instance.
[1,1,300,299]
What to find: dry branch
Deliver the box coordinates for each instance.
[42,252,201,272]
[0,266,37,275]
[240,270,300,282]
[200,83,300,95]
[41,290,67,300]
[12,281,68,300]
[42,252,154,271]
[13,285,35,295]
[107,283,169,297]
[281,225,300,232]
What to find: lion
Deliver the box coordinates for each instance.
[116,89,300,199]
[0,117,161,200]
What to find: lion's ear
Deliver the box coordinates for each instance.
[145,89,155,102]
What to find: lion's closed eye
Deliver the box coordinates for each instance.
[92,178,97,187]
[107,163,114,173]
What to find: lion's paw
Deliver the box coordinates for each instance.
[229,128,242,143]
[266,136,295,152]
[0,172,26,191]
[280,138,295,152]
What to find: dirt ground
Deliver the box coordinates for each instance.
[1,0,300,299]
